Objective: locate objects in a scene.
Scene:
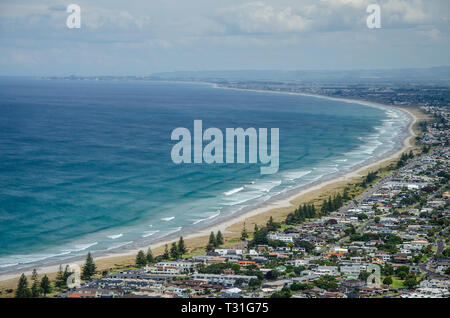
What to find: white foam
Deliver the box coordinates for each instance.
[162,227,182,237]
[107,233,123,240]
[223,191,263,206]
[70,242,98,252]
[192,218,207,225]
[246,180,281,192]
[223,187,244,196]
[142,230,160,238]
[106,241,133,250]
[283,170,312,181]
[161,216,175,222]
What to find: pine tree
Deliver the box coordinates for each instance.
[336,193,343,209]
[343,188,350,201]
[216,231,224,246]
[135,250,147,268]
[81,252,96,281]
[327,196,333,212]
[208,231,216,247]
[40,275,52,297]
[170,242,179,259]
[241,222,248,241]
[15,274,31,298]
[178,237,187,255]
[163,244,170,260]
[321,199,328,215]
[146,248,154,264]
[55,264,66,289]
[31,269,40,298]
[63,265,72,284]
[267,216,275,228]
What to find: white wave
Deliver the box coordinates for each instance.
[192,210,221,225]
[192,218,207,225]
[283,170,312,181]
[208,211,220,219]
[142,230,160,238]
[107,241,133,250]
[161,216,175,221]
[0,263,19,268]
[246,180,281,192]
[70,242,98,252]
[223,191,263,206]
[107,233,123,240]
[162,227,182,237]
[223,187,244,196]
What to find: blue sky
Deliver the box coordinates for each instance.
[0,0,449,75]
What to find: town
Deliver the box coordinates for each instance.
[9,93,449,299]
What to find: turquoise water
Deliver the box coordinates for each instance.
[0,78,409,271]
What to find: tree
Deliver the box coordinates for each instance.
[383,276,393,285]
[15,274,31,298]
[252,228,269,245]
[135,250,147,268]
[146,248,154,264]
[81,252,96,281]
[178,237,187,255]
[267,216,275,228]
[55,265,65,289]
[295,240,315,253]
[270,287,291,298]
[162,244,170,260]
[208,232,216,247]
[248,278,261,288]
[314,275,338,291]
[359,271,370,282]
[31,269,40,298]
[444,267,450,275]
[240,222,248,241]
[403,278,418,290]
[170,242,179,259]
[383,263,394,276]
[216,231,224,246]
[265,270,280,281]
[40,275,52,297]
[443,247,450,258]
[357,213,368,221]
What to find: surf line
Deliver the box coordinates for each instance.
[170,120,279,175]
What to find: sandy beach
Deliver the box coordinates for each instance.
[0,92,426,292]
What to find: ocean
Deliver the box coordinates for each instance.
[0,78,410,272]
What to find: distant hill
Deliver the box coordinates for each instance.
[150,67,450,83]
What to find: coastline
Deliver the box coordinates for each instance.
[0,89,419,288]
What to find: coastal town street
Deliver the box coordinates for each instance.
[43,105,449,299]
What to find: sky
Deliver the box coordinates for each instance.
[0,0,449,76]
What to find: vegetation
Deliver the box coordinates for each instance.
[81,252,96,281]
[136,250,147,268]
[15,274,31,298]
[40,275,52,296]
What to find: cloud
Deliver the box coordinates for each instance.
[212,0,448,37]
[216,2,312,35]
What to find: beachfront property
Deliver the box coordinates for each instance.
[4,92,449,300]
[55,123,449,298]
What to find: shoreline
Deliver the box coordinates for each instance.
[0,88,418,286]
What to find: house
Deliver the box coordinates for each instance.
[315,266,339,276]
[340,265,363,278]
[190,274,257,288]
